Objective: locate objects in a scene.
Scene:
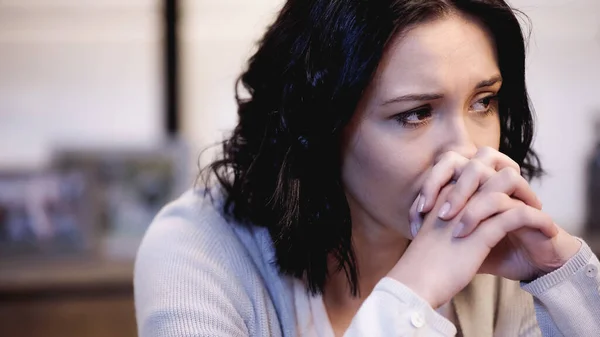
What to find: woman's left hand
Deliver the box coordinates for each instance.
[410,147,582,280]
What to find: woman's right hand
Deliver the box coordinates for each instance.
[386,184,555,309]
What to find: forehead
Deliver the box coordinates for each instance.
[371,14,499,93]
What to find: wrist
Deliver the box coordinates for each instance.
[387,260,442,309]
[557,234,582,263]
[536,232,582,277]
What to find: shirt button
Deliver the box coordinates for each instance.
[411,312,425,328]
[585,264,598,278]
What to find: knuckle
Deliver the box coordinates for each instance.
[498,153,521,174]
[476,192,507,216]
[437,151,462,166]
[436,151,453,164]
[467,159,493,179]
[502,167,522,183]
[471,159,489,174]
[515,204,534,224]
[510,170,529,193]
[510,160,521,175]
[476,147,521,174]
[442,151,459,162]
[477,146,494,157]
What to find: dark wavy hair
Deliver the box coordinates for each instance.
[201,0,543,296]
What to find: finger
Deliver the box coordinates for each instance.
[438,159,495,220]
[453,192,517,238]
[469,205,558,249]
[418,184,455,234]
[437,147,525,220]
[479,167,542,210]
[474,146,521,175]
[409,193,422,239]
[419,152,469,214]
[422,147,520,217]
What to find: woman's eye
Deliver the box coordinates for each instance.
[471,95,498,114]
[394,107,433,128]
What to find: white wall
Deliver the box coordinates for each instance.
[182,0,600,234]
[515,0,600,233]
[180,0,284,171]
[0,0,164,169]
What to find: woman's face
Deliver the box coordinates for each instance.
[341,14,502,240]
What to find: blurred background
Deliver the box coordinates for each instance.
[0,0,598,336]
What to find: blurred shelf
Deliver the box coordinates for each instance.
[0,257,137,337]
[0,235,597,296]
[0,257,134,297]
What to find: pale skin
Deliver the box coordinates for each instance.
[324,13,582,336]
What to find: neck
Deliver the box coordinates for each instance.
[322,221,410,333]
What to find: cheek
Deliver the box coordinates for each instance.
[341,125,431,229]
[472,116,501,149]
[342,122,433,189]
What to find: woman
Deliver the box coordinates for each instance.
[134,0,600,336]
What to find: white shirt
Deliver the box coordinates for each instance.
[292,278,459,337]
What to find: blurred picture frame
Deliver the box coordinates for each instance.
[51,141,189,260]
[0,169,97,259]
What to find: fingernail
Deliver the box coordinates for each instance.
[438,202,451,218]
[417,195,425,213]
[411,221,421,238]
[453,222,465,238]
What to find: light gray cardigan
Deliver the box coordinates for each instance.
[134,189,600,336]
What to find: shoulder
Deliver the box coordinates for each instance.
[135,189,241,270]
[134,187,269,283]
[133,189,255,314]
[133,188,271,335]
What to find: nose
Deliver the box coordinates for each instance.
[438,115,477,159]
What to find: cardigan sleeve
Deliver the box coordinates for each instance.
[345,240,600,337]
[521,239,600,336]
[134,205,253,337]
[344,277,457,337]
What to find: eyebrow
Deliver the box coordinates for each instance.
[475,75,503,89]
[381,75,503,106]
